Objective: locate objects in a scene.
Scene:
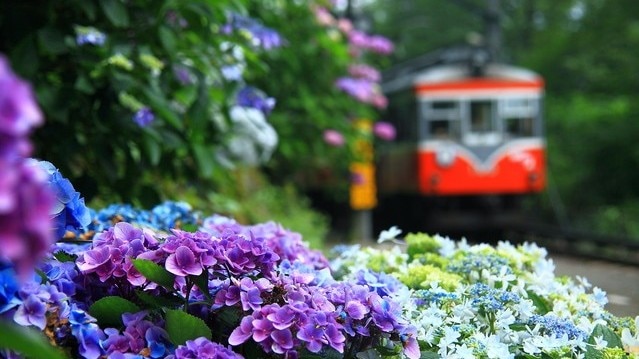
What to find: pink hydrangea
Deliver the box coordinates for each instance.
[323,130,345,147]
[373,121,396,141]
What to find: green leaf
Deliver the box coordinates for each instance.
[53,251,77,263]
[142,88,183,130]
[132,259,176,288]
[192,144,215,178]
[142,135,161,165]
[77,1,97,20]
[100,0,130,27]
[158,26,177,55]
[74,75,95,95]
[419,351,441,359]
[165,309,212,345]
[191,271,211,300]
[37,28,67,55]
[0,320,67,359]
[355,349,383,359]
[136,291,182,309]
[585,324,623,359]
[526,291,551,315]
[89,296,141,328]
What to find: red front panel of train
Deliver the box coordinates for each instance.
[417,145,546,195]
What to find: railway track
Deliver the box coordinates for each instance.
[502,220,639,267]
[387,210,639,267]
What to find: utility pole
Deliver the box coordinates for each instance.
[450,0,503,62]
[485,0,502,62]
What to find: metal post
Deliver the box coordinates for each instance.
[485,0,502,61]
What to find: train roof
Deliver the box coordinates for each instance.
[381,45,544,95]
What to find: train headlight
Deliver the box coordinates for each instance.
[436,147,456,167]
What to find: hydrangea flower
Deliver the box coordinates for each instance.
[33,160,91,239]
[133,107,155,127]
[235,86,276,115]
[74,26,107,46]
[222,13,284,50]
[0,54,54,277]
[168,337,243,359]
[373,121,396,141]
[322,129,345,147]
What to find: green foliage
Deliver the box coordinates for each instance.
[132,258,176,288]
[0,0,263,204]
[165,309,212,345]
[585,324,624,359]
[248,1,384,199]
[88,296,141,328]
[0,320,67,359]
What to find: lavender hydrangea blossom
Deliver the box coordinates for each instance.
[222,13,284,50]
[168,337,243,359]
[0,54,54,277]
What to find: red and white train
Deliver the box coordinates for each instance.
[377,47,545,207]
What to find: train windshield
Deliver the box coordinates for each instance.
[502,98,537,138]
[421,97,540,143]
[422,101,461,140]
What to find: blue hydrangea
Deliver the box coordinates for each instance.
[528,314,587,341]
[35,160,91,239]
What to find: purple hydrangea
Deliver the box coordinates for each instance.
[347,30,394,55]
[222,13,284,50]
[77,222,161,286]
[335,77,388,109]
[235,86,276,115]
[133,107,155,127]
[168,337,244,359]
[0,54,54,277]
[348,64,381,82]
[100,311,172,358]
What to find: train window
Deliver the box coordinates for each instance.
[500,97,538,137]
[504,117,533,137]
[422,101,461,140]
[470,101,494,133]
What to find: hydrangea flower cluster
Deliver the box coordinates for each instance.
[3,196,427,359]
[331,232,639,358]
[35,160,91,240]
[0,55,54,276]
[221,13,285,50]
[313,6,392,110]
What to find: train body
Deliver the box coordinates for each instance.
[377,48,546,205]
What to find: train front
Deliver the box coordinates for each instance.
[379,61,546,197]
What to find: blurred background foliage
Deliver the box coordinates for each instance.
[364,0,639,236]
[2,0,639,242]
[0,0,393,246]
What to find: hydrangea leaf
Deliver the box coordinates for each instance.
[419,352,441,359]
[354,348,383,358]
[53,250,77,263]
[586,323,623,359]
[165,309,212,345]
[192,270,212,300]
[133,258,176,288]
[0,320,66,359]
[136,291,182,309]
[526,290,551,315]
[88,296,141,328]
[99,0,129,27]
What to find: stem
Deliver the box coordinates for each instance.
[184,278,194,313]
